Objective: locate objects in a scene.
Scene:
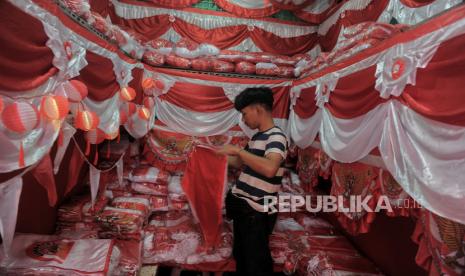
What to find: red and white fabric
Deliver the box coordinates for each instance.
[181,146,228,248]
[111,0,318,55]
[290,7,465,223]
[96,207,145,235]
[113,239,142,276]
[128,166,170,184]
[111,196,151,217]
[0,234,119,276]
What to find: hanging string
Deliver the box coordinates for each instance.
[71,136,125,173]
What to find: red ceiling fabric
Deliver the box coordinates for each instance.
[0,1,57,91]
[112,14,172,43]
[318,21,343,51]
[399,0,436,8]
[327,66,387,119]
[294,86,318,119]
[400,34,465,126]
[159,82,233,112]
[89,0,112,16]
[318,0,389,51]
[112,13,317,55]
[75,51,120,101]
[173,20,248,49]
[181,145,228,248]
[214,0,280,18]
[31,154,57,207]
[250,28,318,55]
[270,0,315,11]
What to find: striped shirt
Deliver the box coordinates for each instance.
[232,126,287,212]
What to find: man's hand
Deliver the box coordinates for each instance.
[216,144,242,156]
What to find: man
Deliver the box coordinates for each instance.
[217,87,287,276]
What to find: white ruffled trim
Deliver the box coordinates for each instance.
[315,76,338,108]
[318,0,373,35]
[226,37,262,52]
[111,57,137,87]
[375,42,440,99]
[43,23,88,81]
[111,0,317,38]
[301,0,335,14]
[381,0,462,26]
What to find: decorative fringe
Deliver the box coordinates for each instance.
[58,129,64,147]
[93,147,99,165]
[85,140,90,156]
[19,141,25,167]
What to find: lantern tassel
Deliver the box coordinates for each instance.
[19,141,25,167]
[58,129,64,147]
[85,140,90,156]
[93,146,99,165]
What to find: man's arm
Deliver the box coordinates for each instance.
[227,155,243,169]
[217,145,282,178]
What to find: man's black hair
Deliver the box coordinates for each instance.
[234,87,274,112]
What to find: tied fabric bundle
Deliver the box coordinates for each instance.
[181,145,228,248]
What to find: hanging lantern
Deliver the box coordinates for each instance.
[1,102,39,134]
[122,102,137,116]
[143,97,155,109]
[41,95,69,120]
[75,110,100,131]
[142,78,155,89]
[119,109,128,125]
[85,128,106,144]
[68,80,88,102]
[105,129,119,140]
[119,87,136,101]
[138,106,151,121]
[154,79,165,91]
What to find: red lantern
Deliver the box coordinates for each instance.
[142,78,155,89]
[105,129,119,140]
[154,79,165,90]
[1,102,39,133]
[75,110,99,131]
[143,97,155,109]
[138,106,151,121]
[123,102,137,116]
[41,95,69,120]
[119,109,128,125]
[85,128,106,144]
[68,80,88,102]
[119,87,136,101]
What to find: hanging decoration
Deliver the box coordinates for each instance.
[74,110,100,131]
[1,102,40,135]
[119,86,136,102]
[138,106,151,121]
[67,80,88,102]
[143,97,155,109]
[40,96,69,120]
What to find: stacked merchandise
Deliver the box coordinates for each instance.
[270,214,382,275]
[0,234,120,275]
